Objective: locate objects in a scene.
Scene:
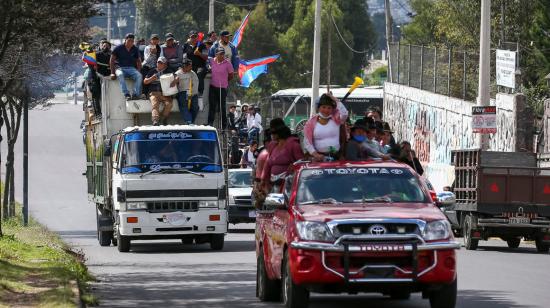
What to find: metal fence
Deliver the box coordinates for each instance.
[389,42,481,101]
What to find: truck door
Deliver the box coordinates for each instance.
[269,175,294,279]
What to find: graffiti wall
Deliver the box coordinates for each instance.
[384,83,524,189]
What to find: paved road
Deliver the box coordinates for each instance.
[11,102,550,308]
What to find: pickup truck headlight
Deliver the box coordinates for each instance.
[422,220,452,241]
[296,221,334,242]
[199,200,218,208]
[126,202,147,210]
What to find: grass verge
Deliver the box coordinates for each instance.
[0,206,97,307]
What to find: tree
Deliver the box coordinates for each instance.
[0,0,97,233]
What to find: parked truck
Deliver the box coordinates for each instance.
[441,149,550,252]
[84,77,228,252]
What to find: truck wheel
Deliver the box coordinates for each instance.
[429,279,457,308]
[111,236,118,247]
[210,234,224,250]
[506,238,521,249]
[256,251,281,301]
[282,251,309,308]
[98,231,112,247]
[117,228,131,252]
[535,238,550,253]
[463,215,478,250]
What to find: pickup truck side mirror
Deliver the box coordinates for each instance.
[264,193,286,210]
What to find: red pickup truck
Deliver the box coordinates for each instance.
[255,161,460,308]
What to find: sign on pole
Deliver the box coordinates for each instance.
[496,49,516,88]
[472,106,497,134]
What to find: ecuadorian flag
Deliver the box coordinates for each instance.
[82,50,97,66]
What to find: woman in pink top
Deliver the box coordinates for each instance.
[262,123,304,192]
[208,47,234,127]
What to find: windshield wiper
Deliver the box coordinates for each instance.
[300,198,341,205]
[140,167,205,178]
[353,196,393,203]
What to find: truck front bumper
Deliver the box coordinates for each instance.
[119,210,227,236]
[289,234,459,286]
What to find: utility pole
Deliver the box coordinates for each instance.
[477,0,491,150]
[23,92,29,226]
[327,7,332,92]
[311,0,322,117]
[107,2,112,41]
[134,4,139,37]
[209,0,215,32]
[384,0,393,82]
[500,0,505,45]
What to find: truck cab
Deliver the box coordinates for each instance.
[255,161,460,308]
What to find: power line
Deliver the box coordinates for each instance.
[330,14,369,54]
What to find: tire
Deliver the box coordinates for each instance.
[210,234,225,251]
[463,215,479,250]
[506,238,521,249]
[98,231,112,247]
[429,279,457,308]
[117,227,131,252]
[111,236,118,247]
[256,251,281,301]
[390,291,411,300]
[282,251,309,308]
[535,238,550,253]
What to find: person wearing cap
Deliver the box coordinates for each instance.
[208,30,239,71]
[183,30,208,95]
[207,46,234,127]
[172,58,199,124]
[345,122,369,161]
[246,105,262,144]
[109,33,144,100]
[143,56,175,126]
[160,33,184,71]
[303,93,349,162]
[143,34,161,72]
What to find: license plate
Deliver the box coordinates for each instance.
[249,210,257,218]
[163,212,187,226]
[509,217,530,224]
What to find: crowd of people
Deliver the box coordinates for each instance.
[85,30,238,126]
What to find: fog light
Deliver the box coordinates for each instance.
[207,226,215,231]
[133,228,141,233]
[209,215,220,221]
[298,256,314,272]
[127,217,138,223]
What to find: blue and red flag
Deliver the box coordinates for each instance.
[231,12,250,48]
[238,55,280,88]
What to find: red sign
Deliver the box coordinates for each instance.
[472,106,497,134]
[490,183,500,193]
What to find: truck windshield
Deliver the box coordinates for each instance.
[296,167,428,204]
[228,170,252,188]
[120,130,222,174]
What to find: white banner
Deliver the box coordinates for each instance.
[496,49,516,88]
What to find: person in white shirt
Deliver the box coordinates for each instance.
[246,105,262,144]
[171,58,199,124]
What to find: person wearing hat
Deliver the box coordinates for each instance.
[109,33,144,100]
[183,30,208,95]
[208,30,239,71]
[345,122,369,161]
[302,92,349,162]
[172,58,199,124]
[160,33,184,71]
[207,46,234,127]
[143,56,175,126]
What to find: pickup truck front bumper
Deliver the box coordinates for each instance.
[289,234,459,285]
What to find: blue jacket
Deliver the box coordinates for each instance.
[208,41,239,70]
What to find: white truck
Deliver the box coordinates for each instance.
[84,76,228,252]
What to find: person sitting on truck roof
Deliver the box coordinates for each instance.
[96,39,112,77]
[172,58,199,124]
[303,93,348,162]
[109,33,144,101]
[344,122,368,161]
[143,56,174,126]
[160,33,185,71]
[399,141,424,175]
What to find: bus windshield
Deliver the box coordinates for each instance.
[120,130,222,174]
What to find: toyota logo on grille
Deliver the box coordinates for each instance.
[368,224,387,235]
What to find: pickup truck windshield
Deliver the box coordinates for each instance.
[120,130,222,174]
[297,167,428,204]
[228,170,252,188]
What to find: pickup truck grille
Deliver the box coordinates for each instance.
[146,201,199,212]
[336,223,420,236]
[234,196,252,206]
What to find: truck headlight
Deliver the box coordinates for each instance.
[422,220,452,241]
[199,200,218,208]
[126,202,147,210]
[296,221,334,242]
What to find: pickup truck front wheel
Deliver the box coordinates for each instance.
[282,251,309,308]
[429,279,457,308]
[463,215,478,250]
[535,238,550,253]
[256,251,281,301]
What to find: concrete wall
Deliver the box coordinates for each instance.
[383,82,532,190]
